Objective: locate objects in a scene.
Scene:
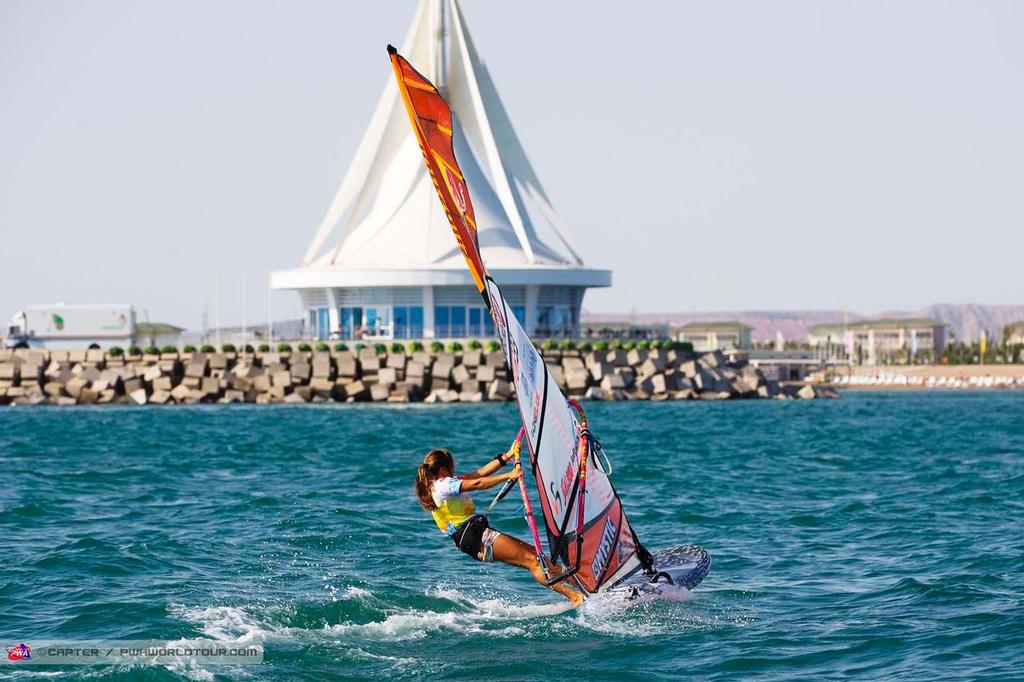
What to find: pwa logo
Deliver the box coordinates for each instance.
[5,643,31,661]
[590,517,618,580]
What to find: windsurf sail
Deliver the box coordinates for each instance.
[388,45,645,593]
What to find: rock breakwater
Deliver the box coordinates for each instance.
[0,346,835,406]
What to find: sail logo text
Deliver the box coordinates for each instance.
[591,517,618,580]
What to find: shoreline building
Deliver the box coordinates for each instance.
[271,0,610,341]
[674,322,753,352]
[808,318,946,365]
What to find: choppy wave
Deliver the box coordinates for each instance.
[2,394,1023,679]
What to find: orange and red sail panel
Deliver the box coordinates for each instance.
[388,45,487,294]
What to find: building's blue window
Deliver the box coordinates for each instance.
[339,307,363,339]
[434,306,450,338]
[450,306,466,338]
[512,306,526,326]
[317,308,330,340]
[409,306,423,338]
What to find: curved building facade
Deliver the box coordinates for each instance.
[271,0,610,340]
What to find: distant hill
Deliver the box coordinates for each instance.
[581,304,1024,344]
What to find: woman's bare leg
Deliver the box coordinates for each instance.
[491,533,585,606]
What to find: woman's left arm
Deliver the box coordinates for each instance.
[461,447,514,480]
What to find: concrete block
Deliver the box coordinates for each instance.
[452,364,471,384]
[85,349,105,364]
[432,359,454,380]
[639,357,666,377]
[378,367,397,386]
[66,376,89,398]
[370,384,389,401]
[152,376,173,392]
[345,380,367,399]
[406,361,426,379]
[361,355,381,372]
[181,376,201,389]
[601,374,626,391]
[412,350,432,365]
[649,373,667,394]
[290,362,311,381]
[459,391,484,403]
[129,388,148,405]
[476,364,496,383]
[562,356,585,371]
[185,361,207,379]
[337,357,359,378]
[44,382,65,397]
[626,348,645,366]
[549,364,566,389]
[271,371,292,388]
[797,384,816,400]
[583,386,606,401]
[462,350,482,367]
[310,377,334,397]
[386,352,407,369]
[678,360,697,378]
[0,363,17,380]
[606,349,627,366]
[283,392,307,404]
[484,351,506,367]
[487,379,513,400]
[566,368,590,392]
[201,376,220,396]
[170,385,192,401]
[55,396,77,406]
[672,389,696,400]
[77,388,99,405]
[312,357,334,378]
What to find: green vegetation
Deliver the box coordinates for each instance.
[408,341,425,352]
[429,341,444,353]
[143,345,160,355]
[622,341,636,351]
[390,342,405,354]
[108,346,124,357]
[161,345,177,354]
[447,341,464,353]
[128,345,142,356]
[277,343,292,353]
[221,343,236,353]
[594,340,609,352]
[542,339,558,352]
[297,343,312,352]
[468,339,483,350]
[637,340,651,350]
[486,340,501,352]
[243,344,255,353]
[258,344,271,352]
[577,341,592,352]
[610,340,623,350]
[334,342,348,352]
[182,344,197,353]
[354,343,366,353]
[558,339,575,351]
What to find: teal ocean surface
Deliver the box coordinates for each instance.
[1,393,1022,680]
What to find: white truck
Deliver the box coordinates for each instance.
[5,303,136,350]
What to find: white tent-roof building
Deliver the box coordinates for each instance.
[271,0,610,341]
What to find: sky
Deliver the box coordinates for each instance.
[1,0,1022,329]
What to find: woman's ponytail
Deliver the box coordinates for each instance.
[414,449,455,511]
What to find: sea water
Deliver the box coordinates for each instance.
[1,393,1021,680]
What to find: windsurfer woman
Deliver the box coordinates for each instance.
[414,448,585,607]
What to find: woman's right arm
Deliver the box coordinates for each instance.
[459,467,522,492]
